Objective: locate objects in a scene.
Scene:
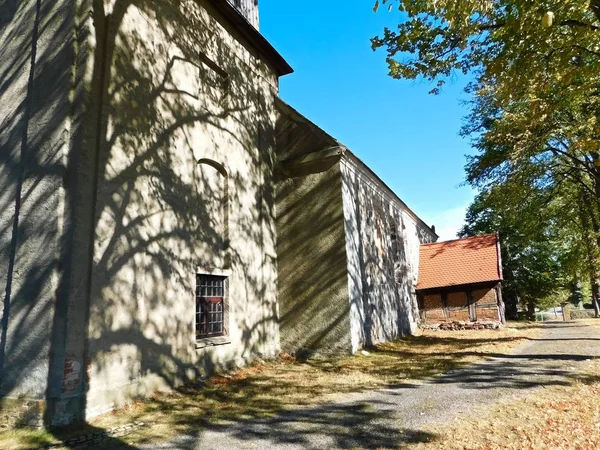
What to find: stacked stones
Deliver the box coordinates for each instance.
[44,422,146,449]
[421,321,502,331]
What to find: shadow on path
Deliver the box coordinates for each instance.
[119,321,600,450]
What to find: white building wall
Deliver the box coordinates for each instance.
[85,0,280,417]
[340,156,436,352]
[340,160,364,353]
[227,0,259,29]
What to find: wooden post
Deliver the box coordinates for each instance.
[467,290,476,322]
[495,284,506,324]
[441,292,449,319]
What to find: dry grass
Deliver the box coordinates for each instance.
[412,358,600,450]
[0,321,542,449]
[0,428,59,450]
[578,317,600,329]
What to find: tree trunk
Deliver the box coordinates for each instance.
[591,0,600,24]
[571,281,583,308]
[578,181,600,318]
[504,293,518,320]
[526,300,536,321]
[591,277,600,318]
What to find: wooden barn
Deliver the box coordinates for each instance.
[416,234,505,325]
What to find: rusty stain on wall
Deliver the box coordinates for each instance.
[61,357,81,394]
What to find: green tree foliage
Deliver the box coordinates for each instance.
[372,0,600,201]
[372,0,600,95]
[459,189,566,319]
[374,0,600,314]
[460,159,600,315]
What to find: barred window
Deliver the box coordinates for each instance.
[196,274,226,339]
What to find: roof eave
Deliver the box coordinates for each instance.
[416,280,503,293]
[206,0,293,77]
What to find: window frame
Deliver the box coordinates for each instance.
[195,269,231,347]
[196,292,225,339]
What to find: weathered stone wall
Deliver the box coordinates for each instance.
[0,0,97,426]
[341,156,436,352]
[276,165,352,356]
[1,0,282,426]
[274,100,353,356]
[85,0,281,417]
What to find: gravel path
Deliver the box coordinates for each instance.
[139,321,600,450]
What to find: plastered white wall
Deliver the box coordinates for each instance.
[341,156,436,352]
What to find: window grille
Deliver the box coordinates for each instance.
[196,274,226,339]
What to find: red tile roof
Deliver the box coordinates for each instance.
[417,234,503,291]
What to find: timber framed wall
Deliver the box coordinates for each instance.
[418,282,502,324]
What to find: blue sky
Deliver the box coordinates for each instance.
[260,1,477,240]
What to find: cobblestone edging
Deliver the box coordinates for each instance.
[44,422,146,449]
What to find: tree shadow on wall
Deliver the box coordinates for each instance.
[1,0,281,445]
[276,169,352,356]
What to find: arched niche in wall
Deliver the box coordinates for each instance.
[197,158,230,269]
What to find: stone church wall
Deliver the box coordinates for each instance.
[340,156,436,352]
[0,0,282,425]
[0,0,95,426]
[86,0,281,418]
[276,164,352,356]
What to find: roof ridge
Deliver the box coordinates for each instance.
[421,233,497,246]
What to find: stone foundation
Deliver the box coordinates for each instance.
[421,321,502,331]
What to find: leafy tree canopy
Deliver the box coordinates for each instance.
[372,0,600,96]
[374,0,600,204]
[373,0,600,312]
[459,189,567,311]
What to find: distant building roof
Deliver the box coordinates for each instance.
[417,234,503,291]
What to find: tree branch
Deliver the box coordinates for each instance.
[546,145,594,175]
[574,44,600,58]
[478,22,505,31]
[591,0,600,25]
[559,19,600,31]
